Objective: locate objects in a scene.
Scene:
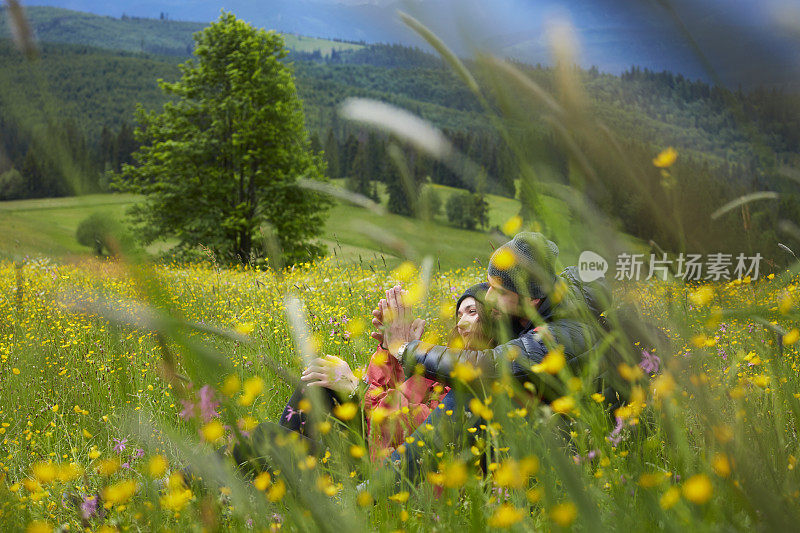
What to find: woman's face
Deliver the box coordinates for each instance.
[457,296,480,344]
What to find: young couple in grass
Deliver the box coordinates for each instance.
[234,231,613,481]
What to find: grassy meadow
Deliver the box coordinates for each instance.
[0,182,591,269]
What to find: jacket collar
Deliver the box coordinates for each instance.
[511,294,555,336]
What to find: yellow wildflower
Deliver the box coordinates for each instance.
[526,487,543,503]
[494,459,526,488]
[660,486,680,509]
[550,501,577,527]
[160,488,193,512]
[682,474,713,504]
[442,461,468,488]
[235,322,255,335]
[350,445,366,459]
[370,406,389,425]
[618,363,643,382]
[712,454,731,478]
[222,374,241,396]
[638,472,665,488]
[26,521,51,533]
[32,461,57,484]
[239,416,259,432]
[688,286,714,306]
[103,480,138,506]
[779,292,794,314]
[469,398,494,420]
[347,318,365,337]
[492,248,516,270]
[653,146,678,168]
[200,420,225,443]
[389,491,410,503]
[97,458,120,476]
[57,462,83,482]
[333,402,358,421]
[551,396,575,415]
[254,472,271,491]
[531,345,566,374]
[652,372,676,400]
[502,215,522,236]
[357,490,373,507]
[243,376,264,397]
[267,479,286,502]
[450,362,481,383]
[752,374,770,388]
[392,261,416,282]
[489,503,524,528]
[148,455,168,478]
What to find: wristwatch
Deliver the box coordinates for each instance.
[396,341,410,361]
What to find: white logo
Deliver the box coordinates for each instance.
[578,251,608,282]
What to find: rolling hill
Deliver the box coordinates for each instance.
[0,186,533,268]
[0,6,365,57]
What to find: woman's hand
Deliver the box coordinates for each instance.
[301,355,358,395]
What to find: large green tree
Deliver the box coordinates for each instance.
[117,12,331,265]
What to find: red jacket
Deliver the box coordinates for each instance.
[361,347,449,461]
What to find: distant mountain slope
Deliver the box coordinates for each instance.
[0,6,365,56]
[2,36,796,175]
[16,0,800,88]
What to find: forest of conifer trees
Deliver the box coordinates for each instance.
[1,39,799,263]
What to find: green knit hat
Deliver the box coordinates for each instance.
[487,232,559,299]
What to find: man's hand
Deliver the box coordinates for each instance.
[300,355,358,395]
[370,298,387,347]
[382,285,424,359]
[410,317,426,342]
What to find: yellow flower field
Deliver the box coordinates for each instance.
[0,256,798,531]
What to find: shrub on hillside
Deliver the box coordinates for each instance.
[0,168,25,200]
[76,212,118,256]
[446,191,489,230]
[419,186,442,221]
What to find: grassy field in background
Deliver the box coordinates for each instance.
[0,194,140,259]
[282,34,364,56]
[0,182,530,268]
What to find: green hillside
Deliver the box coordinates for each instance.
[0,6,363,57]
[0,188,527,268]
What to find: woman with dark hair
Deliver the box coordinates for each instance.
[233,283,493,469]
[446,282,493,351]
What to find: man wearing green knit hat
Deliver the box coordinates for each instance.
[485,231,560,323]
[379,230,611,383]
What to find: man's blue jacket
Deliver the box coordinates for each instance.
[400,266,613,392]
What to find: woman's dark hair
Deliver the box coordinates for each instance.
[446,283,495,349]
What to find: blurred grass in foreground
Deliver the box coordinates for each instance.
[1,257,799,530]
